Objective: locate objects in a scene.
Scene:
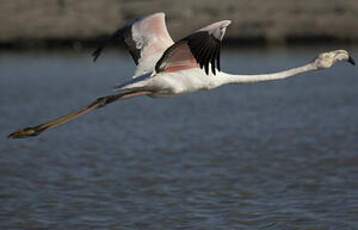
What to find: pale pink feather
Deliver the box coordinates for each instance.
[158,20,231,74]
[132,13,174,77]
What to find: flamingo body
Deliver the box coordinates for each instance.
[7,12,355,139]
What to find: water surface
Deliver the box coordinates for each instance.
[1,46,358,229]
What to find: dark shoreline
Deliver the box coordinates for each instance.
[0,36,356,51]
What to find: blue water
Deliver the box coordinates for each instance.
[1,46,358,229]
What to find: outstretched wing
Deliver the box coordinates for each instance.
[92,12,174,78]
[155,20,231,75]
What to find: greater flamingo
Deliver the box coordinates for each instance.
[8,12,355,138]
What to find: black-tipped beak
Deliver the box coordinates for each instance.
[348,55,356,65]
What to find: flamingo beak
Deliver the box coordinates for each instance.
[348,55,356,65]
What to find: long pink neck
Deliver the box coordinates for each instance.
[215,62,318,87]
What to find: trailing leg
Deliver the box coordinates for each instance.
[8,90,150,139]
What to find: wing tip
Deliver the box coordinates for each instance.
[150,12,166,17]
[91,48,102,62]
[222,20,232,27]
[144,12,166,22]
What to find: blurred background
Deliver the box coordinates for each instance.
[1,1,358,229]
[1,0,358,48]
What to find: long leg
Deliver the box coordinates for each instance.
[8,90,150,139]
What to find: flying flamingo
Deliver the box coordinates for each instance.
[8,12,355,139]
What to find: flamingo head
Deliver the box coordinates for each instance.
[314,50,355,69]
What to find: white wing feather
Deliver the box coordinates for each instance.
[92,12,174,78]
